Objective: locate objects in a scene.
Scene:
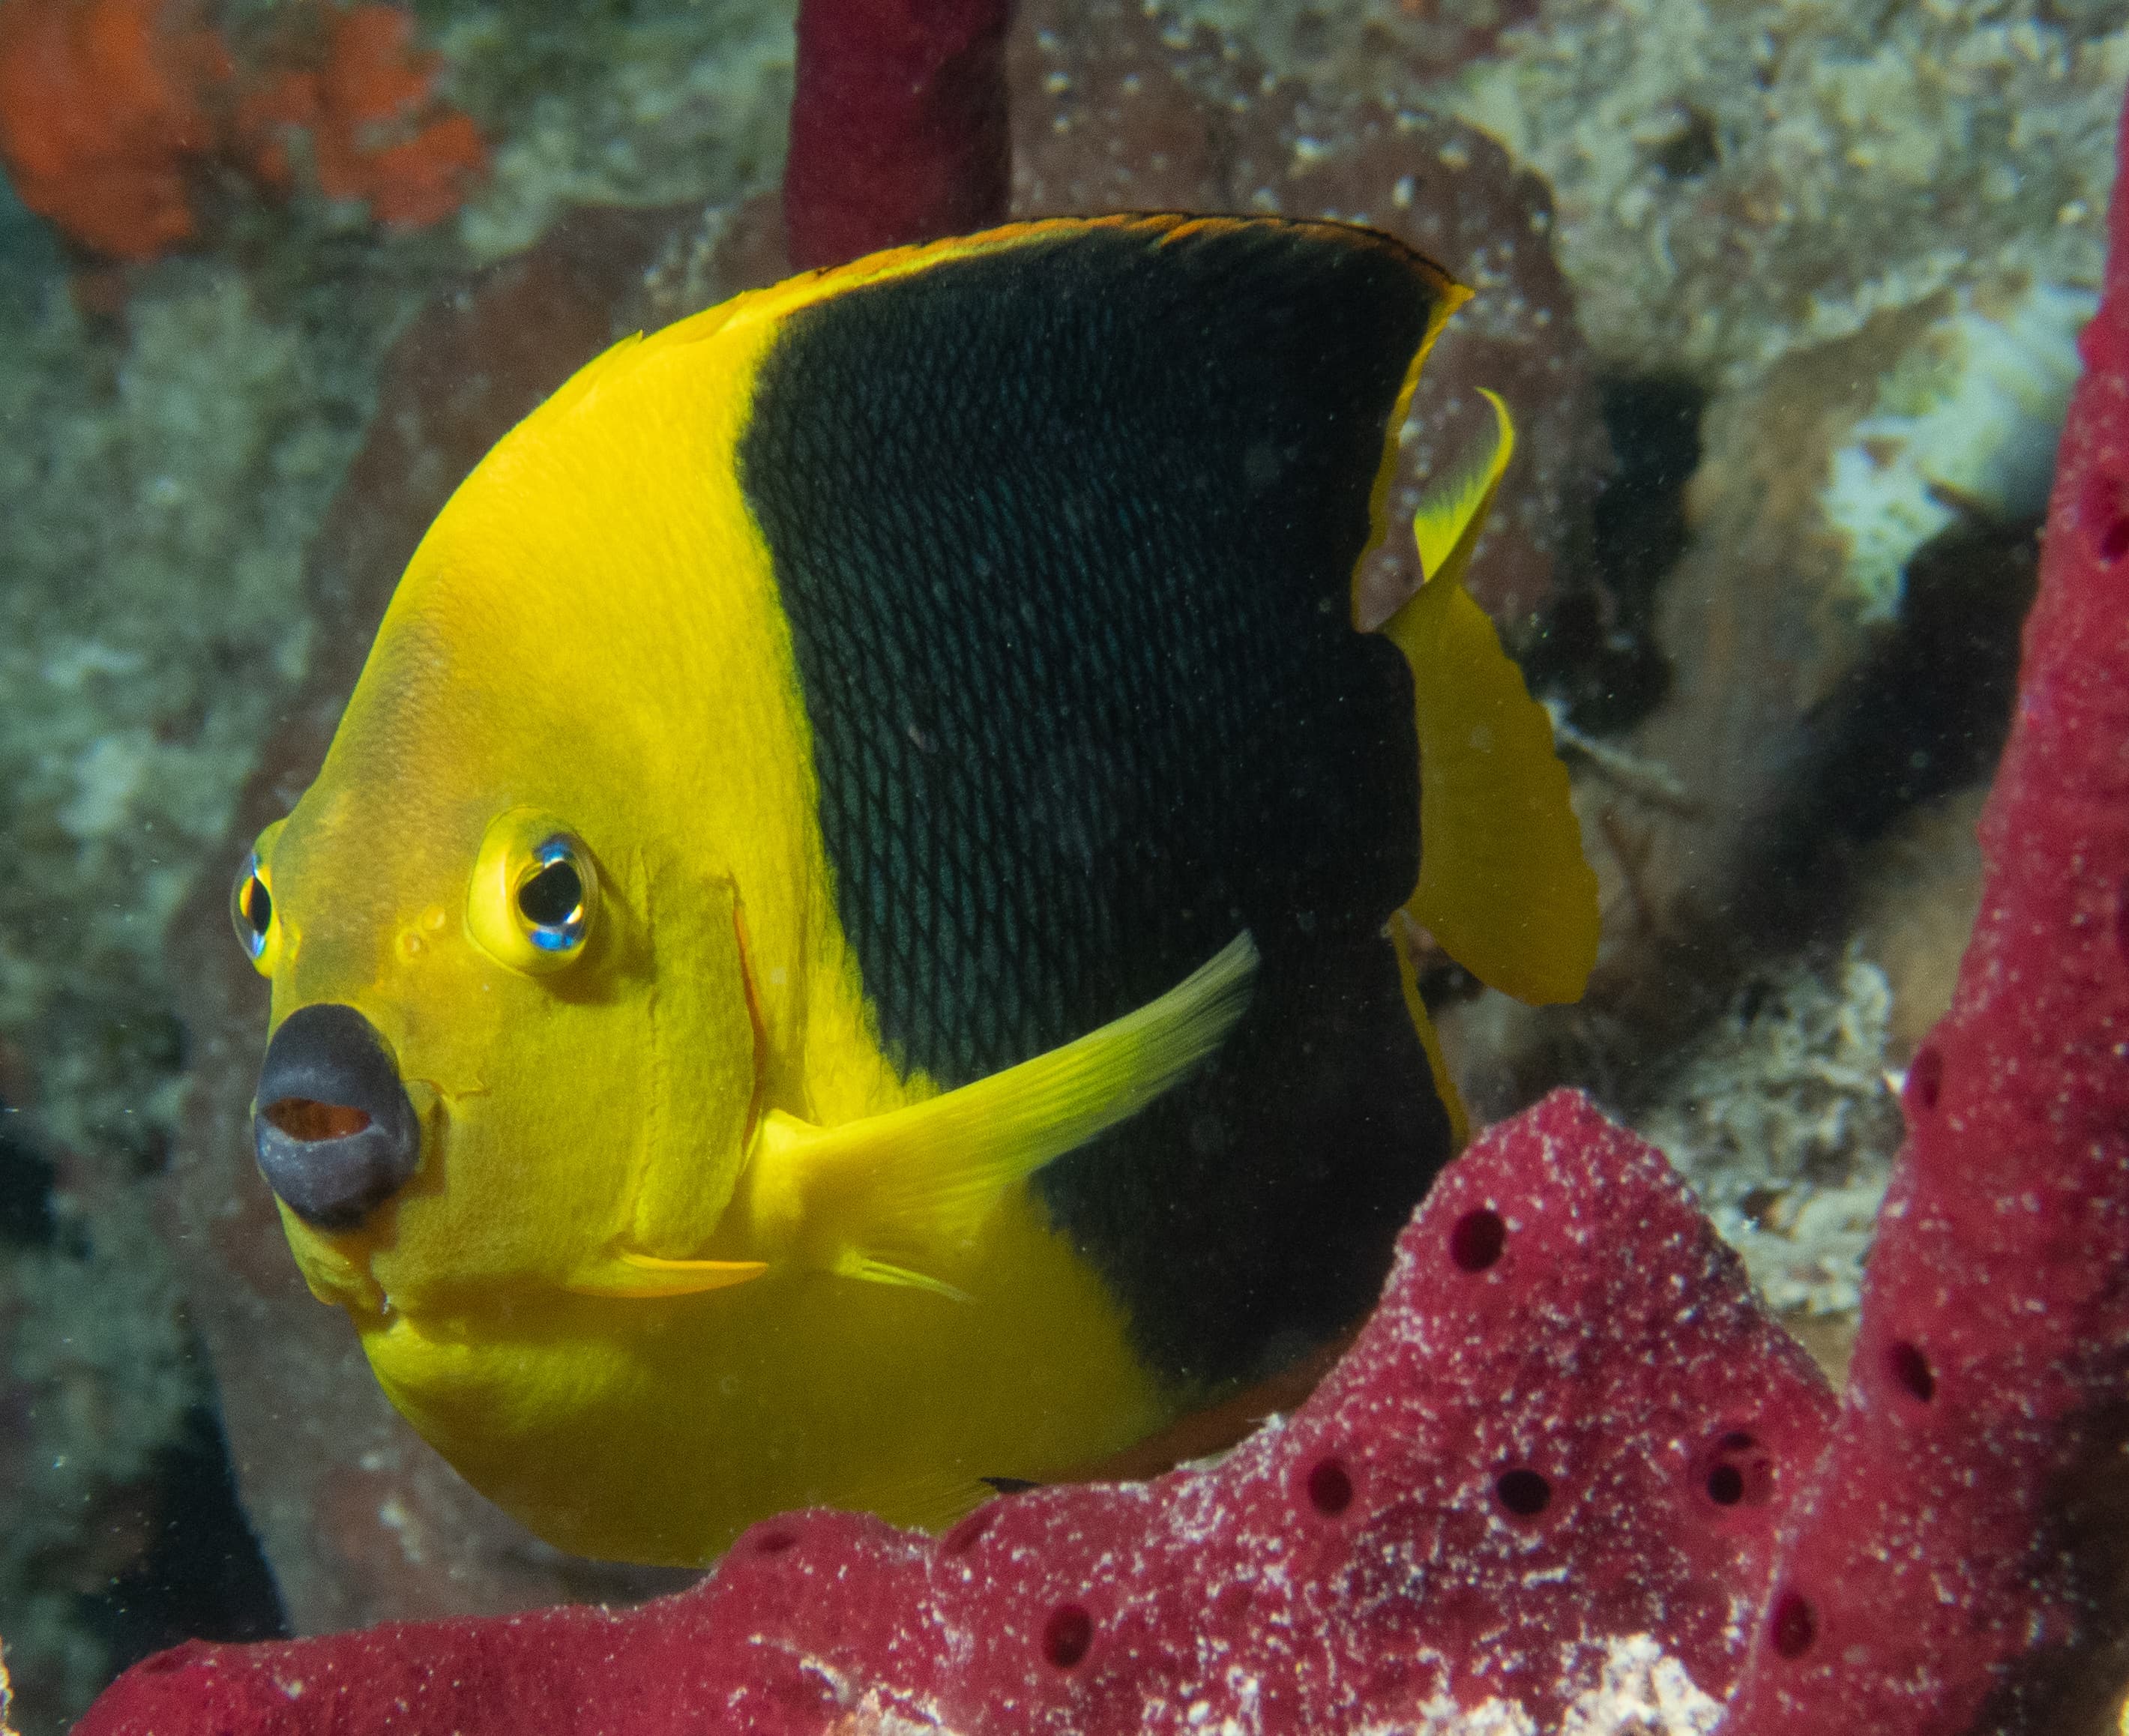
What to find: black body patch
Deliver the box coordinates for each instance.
[738,218,1454,1387]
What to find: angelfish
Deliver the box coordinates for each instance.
[229,215,1598,1566]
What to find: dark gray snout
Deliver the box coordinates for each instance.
[253,1003,420,1230]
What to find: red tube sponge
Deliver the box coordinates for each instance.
[1723,81,2129,1735]
[79,1091,1835,1735]
[783,0,1011,271]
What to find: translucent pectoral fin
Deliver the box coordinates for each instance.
[834,1465,999,1535]
[564,1250,771,1299]
[842,1256,974,1304]
[750,931,1260,1286]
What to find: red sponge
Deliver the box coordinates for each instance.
[783,0,1011,270]
[80,1091,1834,1735]
[1722,83,2129,1736]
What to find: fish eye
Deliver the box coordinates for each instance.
[229,822,286,975]
[468,810,599,975]
[517,839,591,951]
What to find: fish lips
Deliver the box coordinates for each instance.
[253,1002,422,1231]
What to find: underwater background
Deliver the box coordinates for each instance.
[0,0,2124,1729]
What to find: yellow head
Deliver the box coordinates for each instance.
[230,310,792,1330]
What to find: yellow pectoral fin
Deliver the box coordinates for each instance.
[564,1250,771,1300]
[1384,391,1600,1008]
[749,930,1261,1289]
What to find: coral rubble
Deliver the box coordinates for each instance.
[1440,0,2126,390]
[79,1091,1835,1736]
[1634,946,1903,1321]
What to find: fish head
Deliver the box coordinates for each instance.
[231,554,761,1324]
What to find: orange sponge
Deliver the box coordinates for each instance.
[0,0,486,260]
[0,0,232,260]
[235,4,487,229]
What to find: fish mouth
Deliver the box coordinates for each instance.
[261,1097,374,1142]
[253,1002,421,1231]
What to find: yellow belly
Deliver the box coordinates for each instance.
[359,1180,1166,1565]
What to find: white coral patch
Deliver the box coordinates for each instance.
[1557,1635,1726,1735]
[1823,277,2096,621]
[1363,1635,1723,1735]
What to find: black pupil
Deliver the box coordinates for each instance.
[244,877,271,935]
[519,859,582,929]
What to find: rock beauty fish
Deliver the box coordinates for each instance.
[229,213,1598,1567]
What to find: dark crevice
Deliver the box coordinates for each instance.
[77,1398,289,1681]
[1735,510,2040,948]
[1525,373,1703,736]
[0,1097,58,1247]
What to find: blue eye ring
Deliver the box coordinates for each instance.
[514,836,593,954]
[468,810,597,975]
[230,846,277,971]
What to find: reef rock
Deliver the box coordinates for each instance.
[1011,0,1609,633]
[85,1091,1835,1736]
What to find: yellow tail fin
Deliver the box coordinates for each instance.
[1381,390,1600,1011]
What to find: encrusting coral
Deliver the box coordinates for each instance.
[235,4,487,231]
[0,0,484,262]
[0,0,230,260]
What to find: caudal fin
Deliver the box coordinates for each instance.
[1379,390,1600,1036]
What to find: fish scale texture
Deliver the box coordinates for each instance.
[78,1090,1835,1736]
[738,219,1454,1385]
[738,220,1429,1089]
[1720,84,2129,1736]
